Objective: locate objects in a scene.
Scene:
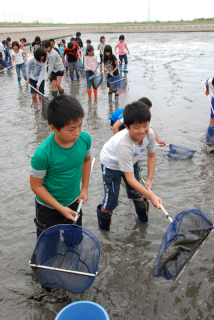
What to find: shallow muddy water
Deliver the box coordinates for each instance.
[0,32,214,320]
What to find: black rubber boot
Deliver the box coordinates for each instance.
[108,92,112,101]
[97,204,112,231]
[133,199,149,223]
[59,89,64,95]
[115,94,119,102]
[52,90,58,97]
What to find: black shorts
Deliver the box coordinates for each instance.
[34,199,82,238]
[109,119,125,131]
[50,70,64,82]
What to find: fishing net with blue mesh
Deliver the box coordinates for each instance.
[108,75,125,93]
[29,224,101,294]
[166,144,196,160]
[89,72,103,89]
[153,209,213,281]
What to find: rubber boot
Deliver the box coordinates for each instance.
[59,89,64,95]
[133,199,149,223]
[52,91,58,98]
[108,92,112,101]
[18,80,21,87]
[77,75,80,81]
[100,63,102,71]
[115,94,119,102]
[97,204,112,231]
[70,76,74,82]
[87,89,92,99]
[93,89,98,99]
[32,102,39,110]
[124,64,127,70]
[39,102,42,112]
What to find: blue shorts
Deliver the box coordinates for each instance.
[30,78,45,95]
[101,162,142,211]
[211,97,214,119]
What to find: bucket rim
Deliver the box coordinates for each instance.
[55,301,109,320]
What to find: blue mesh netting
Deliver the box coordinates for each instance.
[89,72,103,89]
[153,209,213,281]
[30,224,101,294]
[166,144,196,160]
[42,96,49,120]
[108,76,125,93]
[205,126,214,143]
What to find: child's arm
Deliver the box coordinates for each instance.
[12,55,15,67]
[78,156,91,204]
[146,151,156,189]
[113,120,123,135]
[151,127,165,146]
[124,171,163,208]
[30,176,77,220]
[125,44,130,54]
[205,85,210,95]
[23,50,27,61]
[115,46,117,55]
[110,58,119,76]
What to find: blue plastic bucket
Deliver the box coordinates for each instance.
[55,301,110,320]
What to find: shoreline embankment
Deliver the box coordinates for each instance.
[1,23,214,44]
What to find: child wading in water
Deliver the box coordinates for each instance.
[30,95,92,238]
[11,41,27,86]
[104,45,119,102]
[26,47,47,111]
[97,101,163,231]
[97,36,105,70]
[63,42,80,82]
[204,77,214,140]
[30,36,41,53]
[115,35,129,71]
[43,40,64,97]
[84,45,98,99]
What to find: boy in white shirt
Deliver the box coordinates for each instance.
[97,101,163,231]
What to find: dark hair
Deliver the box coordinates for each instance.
[123,101,151,128]
[86,45,94,55]
[35,36,41,42]
[86,39,91,44]
[138,97,152,108]
[34,47,47,62]
[6,37,11,41]
[104,45,113,63]
[2,40,6,45]
[76,32,81,37]
[119,35,125,40]
[67,42,73,49]
[212,78,214,86]
[70,37,75,41]
[12,41,19,48]
[50,39,55,43]
[61,39,65,43]
[43,40,52,49]
[100,36,105,41]
[47,95,84,130]
[20,38,27,42]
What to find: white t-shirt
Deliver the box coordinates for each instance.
[100,128,156,172]
[11,49,24,65]
[204,78,214,97]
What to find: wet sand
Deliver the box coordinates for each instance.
[0,32,214,319]
[1,23,214,43]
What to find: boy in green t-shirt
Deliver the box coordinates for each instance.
[30,95,92,238]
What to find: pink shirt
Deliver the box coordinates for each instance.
[19,42,24,50]
[116,41,127,55]
[84,55,97,71]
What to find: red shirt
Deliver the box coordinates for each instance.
[63,45,78,62]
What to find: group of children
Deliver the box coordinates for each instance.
[30,93,164,237]
[1,32,131,106]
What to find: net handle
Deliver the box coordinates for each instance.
[141,178,173,223]
[21,78,44,96]
[73,157,96,224]
[201,80,214,115]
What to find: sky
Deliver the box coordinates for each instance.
[1,0,214,24]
